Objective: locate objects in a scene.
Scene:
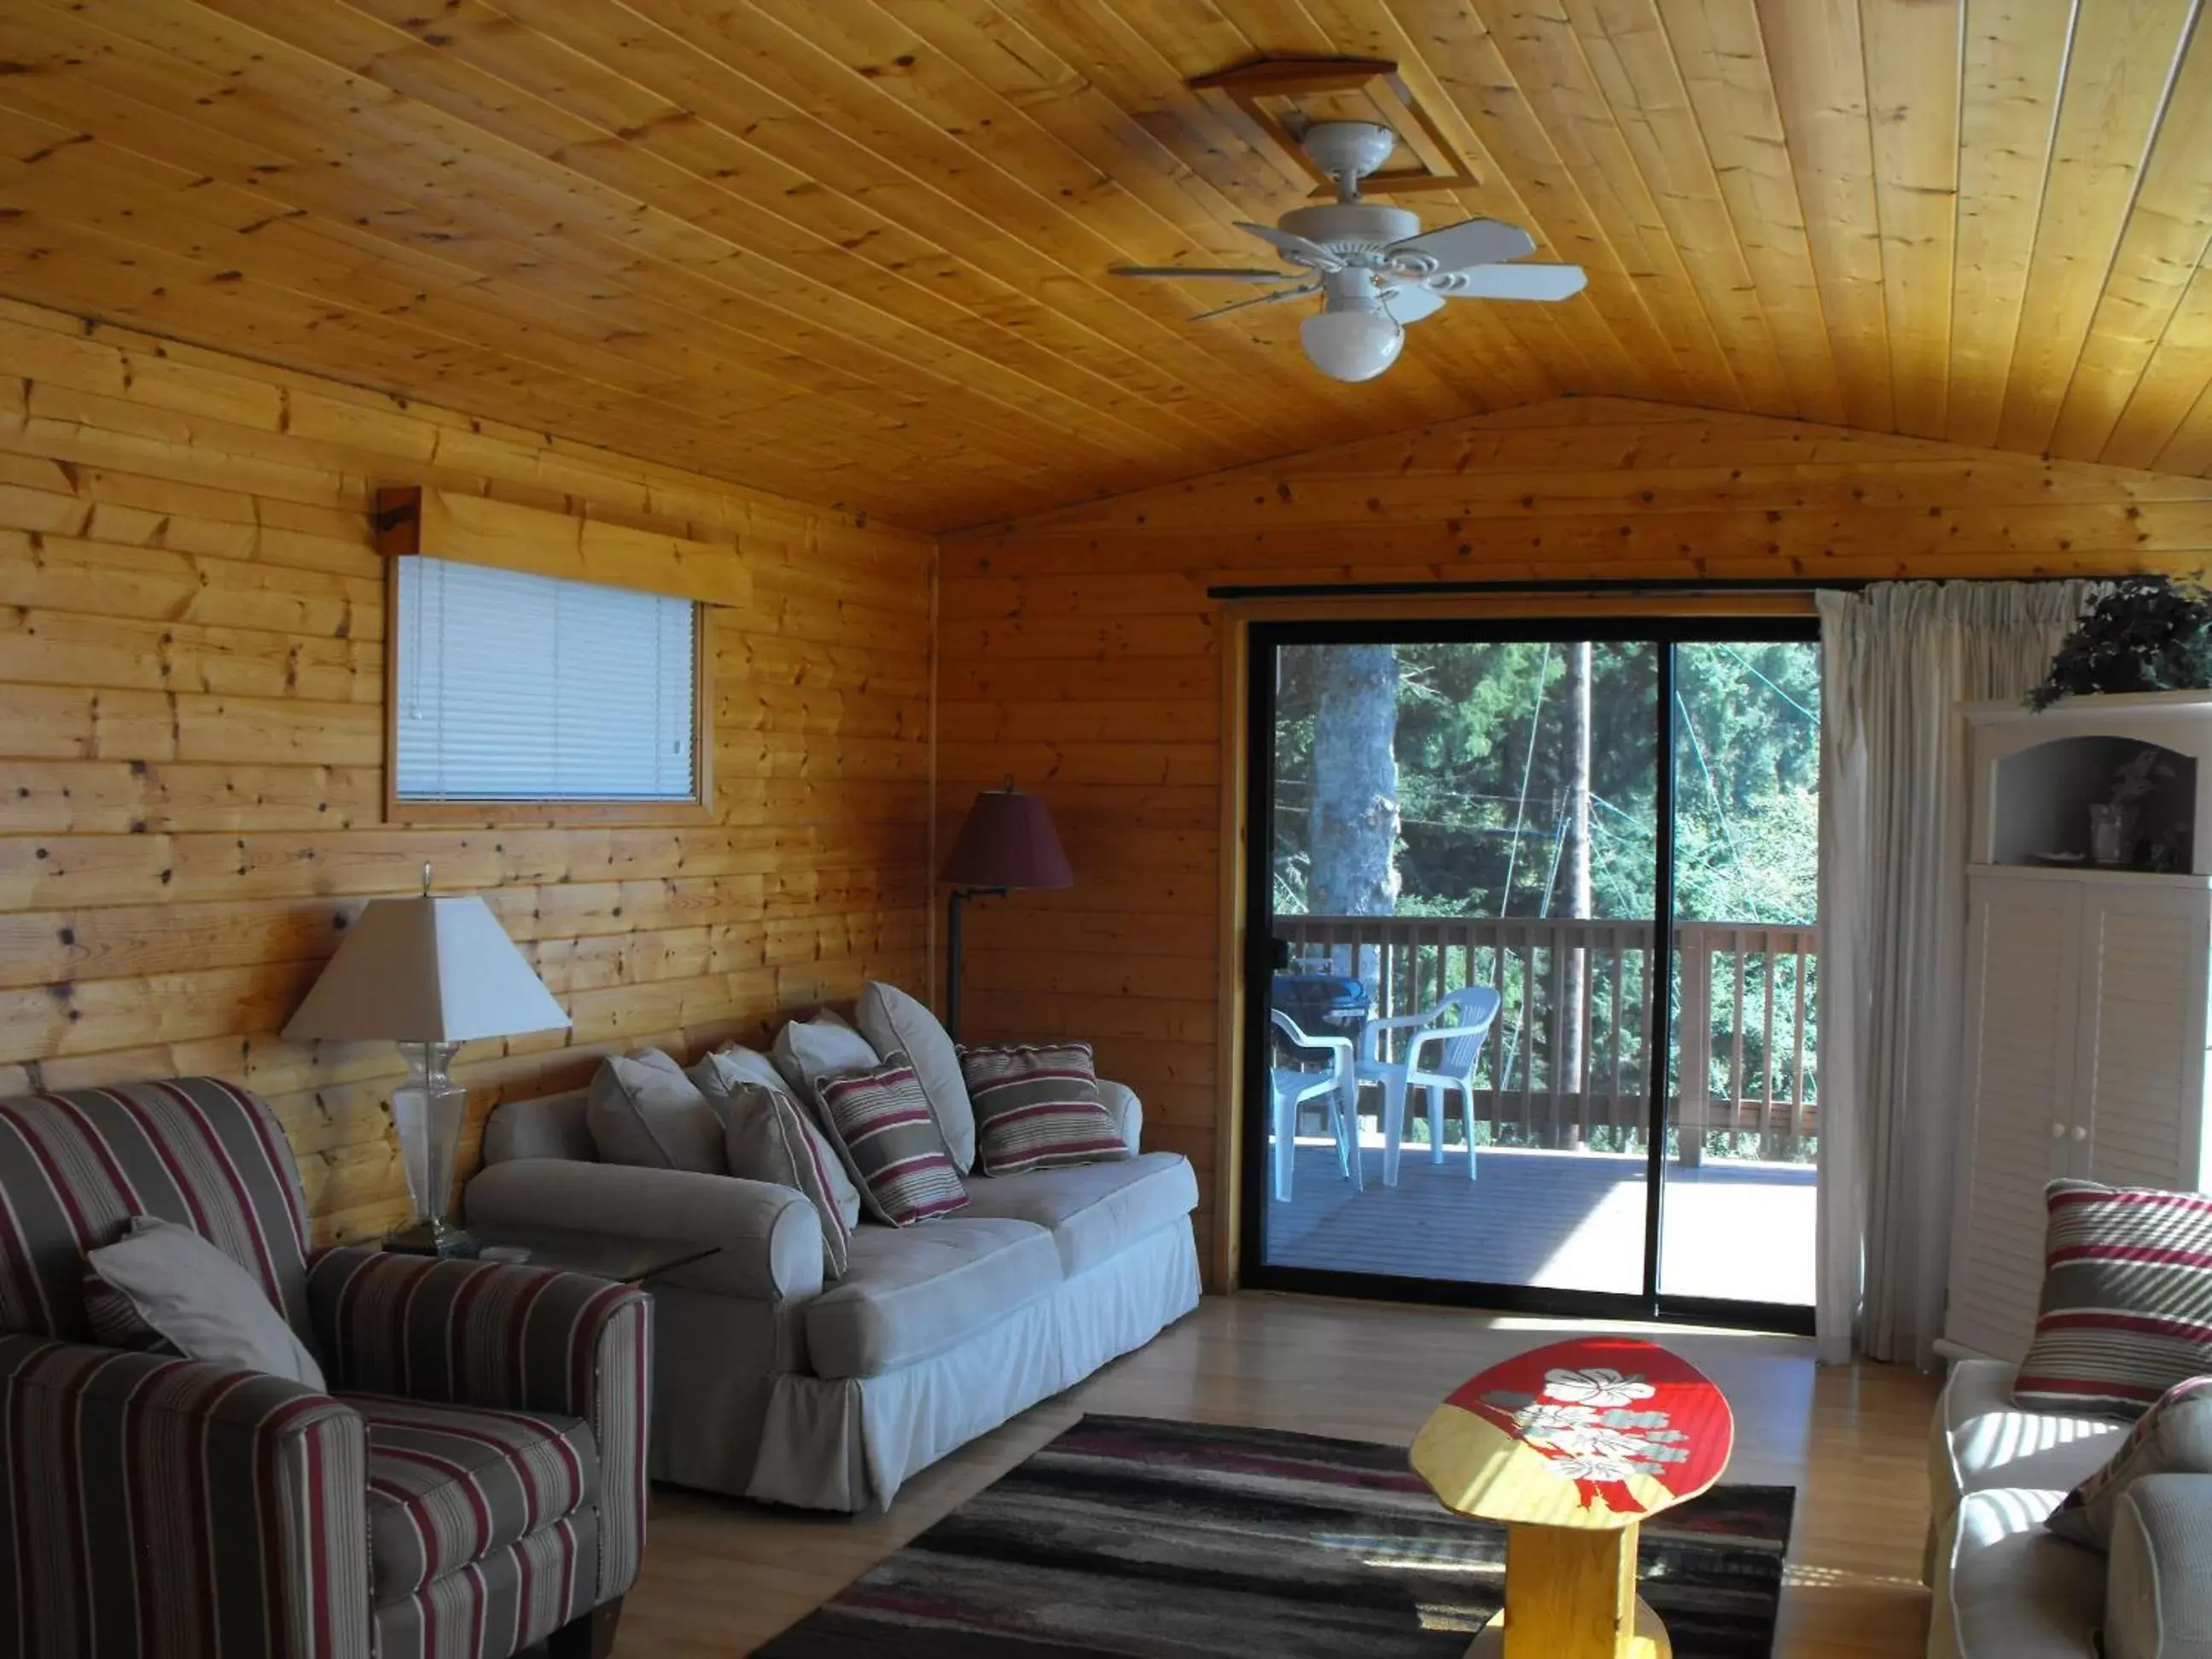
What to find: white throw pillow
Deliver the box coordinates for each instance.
[87,1217,325,1390]
[771,1010,880,1108]
[723,1083,855,1279]
[697,1050,862,1230]
[856,981,976,1173]
[586,1051,725,1173]
[687,1044,790,1113]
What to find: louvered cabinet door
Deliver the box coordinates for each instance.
[2075,883,2212,1192]
[1945,875,2081,1362]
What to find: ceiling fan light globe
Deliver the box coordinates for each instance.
[1301,306,1402,381]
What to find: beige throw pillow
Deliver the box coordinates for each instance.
[87,1217,325,1389]
[856,981,976,1173]
[723,1083,853,1281]
[771,1011,880,1108]
[696,1050,862,1230]
[586,1051,725,1173]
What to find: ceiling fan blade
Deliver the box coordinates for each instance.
[1234,222,1345,271]
[1192,282,1322,322]
[1429,264,1590,302]
[1378,282,1447,324]
[1110,265,1302,282]
[1388,218,1539,275]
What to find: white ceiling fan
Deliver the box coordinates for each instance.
[1113,120,1587,382]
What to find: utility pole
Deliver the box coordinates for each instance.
[1558,641,1592,1149]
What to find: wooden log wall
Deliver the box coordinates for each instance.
[0,297,935,1247]
[938,397,2212,1280]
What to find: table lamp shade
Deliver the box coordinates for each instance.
[282,894,569,1044]
[940,786,1073,890]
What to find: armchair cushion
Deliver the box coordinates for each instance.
[307,1249,649,1606]
[0,1334,369,1658]
[87,1215,327,1389]
[354,1393,596,1604]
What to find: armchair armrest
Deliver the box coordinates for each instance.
[1101,1080,1144,1155]
[1359,1009,1430,1062]
[2106,1472,2212,1659]
[0,1334,369,1659]
[308,1248,650,1604]
[463,1159,825,1302]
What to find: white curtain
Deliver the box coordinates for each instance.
[1815,581,2099,1367]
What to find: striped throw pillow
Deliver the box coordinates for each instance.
[958,1041,1132,1176]
[815,1053,969,1227]
[722,1083,853,1281]
[2047,1375,2212,1547]
[2014,1180,2212,1417]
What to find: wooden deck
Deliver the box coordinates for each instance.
[1264,1140,1816,1306]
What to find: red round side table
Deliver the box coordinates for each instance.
[1410,1336,1736,1659]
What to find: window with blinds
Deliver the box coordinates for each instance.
[393,556,701,803]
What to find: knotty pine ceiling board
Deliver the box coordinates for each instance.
[0,0,2208,531]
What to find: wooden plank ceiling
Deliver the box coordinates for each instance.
[0,0,2208,533]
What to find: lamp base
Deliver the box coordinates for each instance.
[383,1217,480,1258]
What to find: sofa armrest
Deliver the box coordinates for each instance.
[307,1248,652,1604]
[1101,1080,1144,1155]
[2108,1472,2212,1659]
[0,1334,369,1658]
[463,1158,825,1302]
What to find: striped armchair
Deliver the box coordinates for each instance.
[0,1078,649,1659]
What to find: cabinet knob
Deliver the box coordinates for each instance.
[2051,1121,2066,1139]
[2073,1125,2089,1141]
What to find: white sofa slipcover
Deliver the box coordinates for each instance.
[1929,1358,2212,1659]
[465,1074,1201,1511]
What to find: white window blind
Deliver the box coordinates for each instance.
[394,556,699,801]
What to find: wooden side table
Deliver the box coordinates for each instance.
[1411,1336,1735,1659]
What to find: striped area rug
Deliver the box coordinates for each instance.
[756,1414,1795,1657]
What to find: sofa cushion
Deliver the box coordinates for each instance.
[585,1051,724,1173]
[816,1053,969,1228]
[957,1154,1198,1278]
[1944,1487,2104,1659]
[2051,1376,2212,1549]
[698,1051,860,1229]
[958,1041,1132,1176]
[352,1393,597,1604]
[2016,1180,2212,1417]
[771,1010,879,1108]
[804,1217,1060,1380]
[1943,1359,2125,1505]
[857,981,976,1173]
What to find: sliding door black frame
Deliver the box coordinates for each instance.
[1238,614,1819,1336]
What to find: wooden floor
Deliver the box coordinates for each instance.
[1268,1142,1819,1306]
[616,1293,1939,1658]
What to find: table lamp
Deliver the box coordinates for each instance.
[283,871,569,1256]
[940,779,1073,1041]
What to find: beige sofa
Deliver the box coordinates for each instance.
[463,1077,1201,1511]
[1928,1359,2212,1658]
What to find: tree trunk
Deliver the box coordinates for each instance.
[1307,644,1400,918]
[1558,642,1592,1148]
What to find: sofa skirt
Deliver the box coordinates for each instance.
[746,1219,1202,1511]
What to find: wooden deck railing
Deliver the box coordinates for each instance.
[1275,913,1819,1162]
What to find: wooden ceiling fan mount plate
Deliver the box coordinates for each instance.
[1189,56,1481,198]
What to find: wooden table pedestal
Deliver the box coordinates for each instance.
[1464,1521,1670,1659]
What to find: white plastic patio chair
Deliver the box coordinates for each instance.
[1268,1009,1361,1202]
[1356,987,1504,1186]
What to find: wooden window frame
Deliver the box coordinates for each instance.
[379,546,715,830]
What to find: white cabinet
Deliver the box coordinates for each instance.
[1947,870,2212,1359]
[1945,693,2212,1363]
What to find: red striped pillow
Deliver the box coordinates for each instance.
[815,1053,969,1227]
[958,1041,1132,1177]
[2015,1180,2212,1418]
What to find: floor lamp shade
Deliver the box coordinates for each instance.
[940,784,1072,1042]
[284,894,569,1254]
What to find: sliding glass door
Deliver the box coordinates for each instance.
[1240,619,1819,1331]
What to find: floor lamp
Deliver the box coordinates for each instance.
[940,779,1073,1043]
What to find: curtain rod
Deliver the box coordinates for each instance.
[1205,577,1873,600]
